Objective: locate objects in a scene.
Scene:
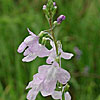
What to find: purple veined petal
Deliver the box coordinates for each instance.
[65,92,71,100]
[38,45,50,57]
[27,28,37,37]
[17,42,27,53]
[57,68,70,84]
[51,91,62,100]
[38,65,51,74]
[27,89,39,100]
[61,51,73,60]
[22,53,37,62]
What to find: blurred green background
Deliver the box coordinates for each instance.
[0,0,100,100]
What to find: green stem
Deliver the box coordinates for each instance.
[48,11,64,100]
[49,17,58,56]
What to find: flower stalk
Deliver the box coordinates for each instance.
[17,0,73,100]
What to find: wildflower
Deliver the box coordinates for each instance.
[53,2,56,6]
[26,61,70,100]
[46,40,73,64]
[57,15,66,24]
[43,5,46,10]
[17,28,50,62]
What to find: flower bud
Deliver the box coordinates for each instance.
[41,37,47,45]
[38,31,44,38]
[57,15,66,24]
[63,84,70,92]
[53,21,58,26]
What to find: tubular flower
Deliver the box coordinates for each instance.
[46,40,73,64]
[17,28,50,62]
[26,62,70,100]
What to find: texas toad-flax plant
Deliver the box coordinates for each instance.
[17,0,73,100]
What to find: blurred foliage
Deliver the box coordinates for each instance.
[0,0,100,100]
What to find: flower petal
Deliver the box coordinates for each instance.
[65,92,71,100]
[27,89,38,100]
[41,90,52,97]
[38,45,50,57]
[38,65,51,74]
[24,36,35,45]
[46,56,54,64]
[27,28,36,37]
[23,48,31,56]
[26,81,33,89]
[17,42,27,53]
[51,91,62,99]
[43,80,57,93]
[22,53,37,62]
[61,52,73,59]
[57,68,70,84]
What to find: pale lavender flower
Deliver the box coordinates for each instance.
[46,40,73,64]
[43,5,46,10]
[17,28,50,62]
[57,15,66,24]
[52,91,71,100]
[26,61,70,100]
[53,2,56,6]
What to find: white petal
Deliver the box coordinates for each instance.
[61,51,73,59]
[57,68,70,84]
[65,92,71,100]
[17,42,27,53]
[51,91,62,99]
[22,53,37,62]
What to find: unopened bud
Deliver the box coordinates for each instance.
[38,31,44,38]
[57,15,66,24]
[53,21,58,26]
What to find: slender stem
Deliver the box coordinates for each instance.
[49,14,64,100]
[49,17,58,56]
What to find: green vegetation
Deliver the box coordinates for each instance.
[0,0,100,100]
